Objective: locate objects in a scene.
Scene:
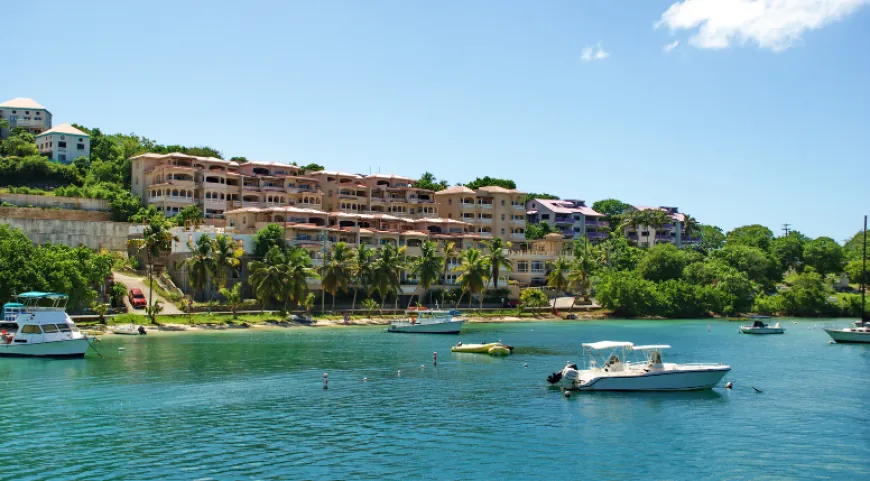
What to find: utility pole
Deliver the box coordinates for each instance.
[781,223,791,237]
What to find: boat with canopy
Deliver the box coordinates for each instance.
[1,292,92,358]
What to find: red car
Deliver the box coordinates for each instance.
[128,288,147,309]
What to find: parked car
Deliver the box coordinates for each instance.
[128,288,147,309]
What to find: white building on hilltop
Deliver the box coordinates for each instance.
[0,97,53,140]
[36,123,90,164]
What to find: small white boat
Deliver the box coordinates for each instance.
[0,292,92,358]
[740,320,785,334]
[824,320,870,344]
[547,341,730,391]
[387,309,465,334]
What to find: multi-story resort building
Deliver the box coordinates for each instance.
[0,98,52,140]
[129,152,575,292]
[525,198,607,242]
[35,124,91,164]
[434,185,527,243]
[624,205,689,248]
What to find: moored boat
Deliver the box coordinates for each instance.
[387,309,465,334]
[451,342,513,355]
[546,341,730,391]
[0,292,92,358]
[739,320,785,334]
[826,216,869,344]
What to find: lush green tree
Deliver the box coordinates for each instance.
[803,237,845,276]
[0,133,39,157]
[591,199,632,228]
[770,233,808,272]
[844,229,870,261]
[695,225,725,253]
[408,240,444,307]
[681,214,700,242]
[130,218,177,320]
[598,232,646,271]
[638,244,687,282]
[282,246,320,310]
[319,242,355,312]
[568,240,598,304]
[248,246,286,311]
[300,163,324,172]
[174,205,204,227]
[526,221,556,240]
[108,190,144,222]
[655,280,715,318]
[361,298,379,318]
[524,193,560,204]
[845,259,869,285]
[484,237,513,290]
[546,256,572,305]
[453,248,489,310]
[464,176,516,190]
[778,269,836,317]
[229,156,248,163]
[218,283,243,318]
[373,243,406,311]
[725,224,775,251]
[440,241,457,306]
[351,243,376,311]
[253,224,287,258]
[595,271,660,317]
[211,234,243,291]
[414,172,449,191]
[180,235,214,301]
[519,288,549,311]
[713,244,779,289]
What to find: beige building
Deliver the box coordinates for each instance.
[434,185,526,243]
[308,171,438,219]
[0,98,52,140]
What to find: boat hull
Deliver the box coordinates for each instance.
[387,320,464,334]
[565,368,731,391]
[0,338,90,358]
[739,327,785,334]
[824,328,870,344]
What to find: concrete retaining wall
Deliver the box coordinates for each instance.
[0,194,110,212]
[0,207,130,251]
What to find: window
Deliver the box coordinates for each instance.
[574,215,581,221]
[517,261,529,272]
[57,324,71,333]
[501,200,505,206]
[42,324,59,333]
[532,261,545,272]
[58,141,67,148]
[448,199,452,205]
[541,214,550,220]
[573,227,581,233]
[60,135,65,140]
[76,143,84,150]
[59,154,66,162]
[21,325,42,334]
[501,228,505,234]
[501,214,505,220]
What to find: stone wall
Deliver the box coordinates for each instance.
[0,207,130,251]
[0,193,110,212]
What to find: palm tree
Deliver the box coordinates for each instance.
[373,244,406,313]
[361,298,379,318]
[407,240,444,308]
[567,251,596,307]
[211,234,243,293]
[181,235,215,302]
[440,241,457,306]
[319,242,354,312]
[681,214,699,246]
[646,210,670,247]
[248,246,286,312]
[282,246,320,310]
[130,217,177,322]
[350,243,375,311]
[546,256,572,310]
[485,237,513,290]
[218,283,243,319]
[454,248,490,311]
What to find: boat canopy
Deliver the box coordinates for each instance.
[631,344,671,351]
[582,341,634,351]
[17,292,68,300]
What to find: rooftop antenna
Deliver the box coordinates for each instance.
[781,223,791,237]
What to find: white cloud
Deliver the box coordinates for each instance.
[581,43,610,61]
[657,0,870,51]
[663,40,680,52]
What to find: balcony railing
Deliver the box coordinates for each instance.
[478,204,494,209]
[511,204,525,210]
[478,218,493,224]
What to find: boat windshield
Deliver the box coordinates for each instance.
[752,320,767,328]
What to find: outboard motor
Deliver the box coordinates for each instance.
[547,363,578,384]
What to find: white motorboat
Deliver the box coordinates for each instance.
[387,309,465,334]
[547,341,730,391]
[740,319,785,334]
[0,292,92,358]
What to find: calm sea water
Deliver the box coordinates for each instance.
[1,319,869,481]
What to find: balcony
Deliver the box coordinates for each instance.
[261,185,284,192]
[478,203,494,210]
[478,218,493,224]
[8,118,45,128]
[510,218,525,225]
[511,204,525,211]
[460,203,476,210]
[510,233,526,241]
[587,232,608,240]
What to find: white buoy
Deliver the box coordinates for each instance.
[362,377,367,382]
[708,324,710,332]
[118,347,125,351]
[524,363,528,368]
[397,370,401,376]
[323,372,328,390]
[725,382,733,389]
[433,352,437,366]
[564,390,571,398]
[420,365,425,369]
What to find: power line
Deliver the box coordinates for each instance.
[781,223,791,237]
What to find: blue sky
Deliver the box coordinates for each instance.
[4,0,869,241]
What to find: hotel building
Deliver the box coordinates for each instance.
[0,98,52,140]
[525,198,607,241]
[434,185,527,243]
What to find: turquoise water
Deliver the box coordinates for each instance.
[1,319,869,481]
